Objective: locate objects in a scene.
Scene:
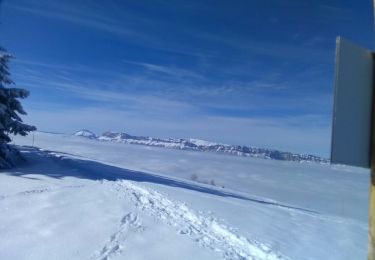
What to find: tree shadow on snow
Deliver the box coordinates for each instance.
[5,146,318,214]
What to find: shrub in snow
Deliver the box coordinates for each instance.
[0,47,36,168]
[190,174,198,181]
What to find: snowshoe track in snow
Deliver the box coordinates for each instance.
[0,185,84,201]
[107,180,288,260]
[92,212,144,260]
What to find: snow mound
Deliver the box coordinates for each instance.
[74,130,96,139]
[109,180,288,260]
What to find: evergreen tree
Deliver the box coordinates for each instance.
[0,47,36,168]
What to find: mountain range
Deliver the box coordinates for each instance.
[74,129,329,163]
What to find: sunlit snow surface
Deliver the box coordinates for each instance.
[0,132,369,259]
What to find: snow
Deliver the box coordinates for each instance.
[74,129,96,139]
[0,131,369,259]
[188,138,221,147]
[93,131,327,163]
[110,180,286,260]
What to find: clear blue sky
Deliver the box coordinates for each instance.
[0,0,373,156]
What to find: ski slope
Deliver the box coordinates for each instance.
[0,132,369,259]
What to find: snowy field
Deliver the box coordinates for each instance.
[0,131,370,259]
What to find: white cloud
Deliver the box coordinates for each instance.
[122,60,205,81]
[5,0,214,59]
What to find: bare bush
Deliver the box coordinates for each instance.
[190,174,198,181]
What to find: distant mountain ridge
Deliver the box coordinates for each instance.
[74,130,329,163]
[74,129,96,139]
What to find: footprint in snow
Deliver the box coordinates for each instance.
[92,212,144,260]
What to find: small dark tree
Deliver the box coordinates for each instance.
[0,47,36,168]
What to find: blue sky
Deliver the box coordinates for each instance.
[0,0,373,156]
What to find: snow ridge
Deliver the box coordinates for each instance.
[108,180,288,260]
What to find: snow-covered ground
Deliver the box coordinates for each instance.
[0,131,369,259]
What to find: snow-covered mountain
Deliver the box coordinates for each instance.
[74,129,97,139]
[75,130,328,163]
